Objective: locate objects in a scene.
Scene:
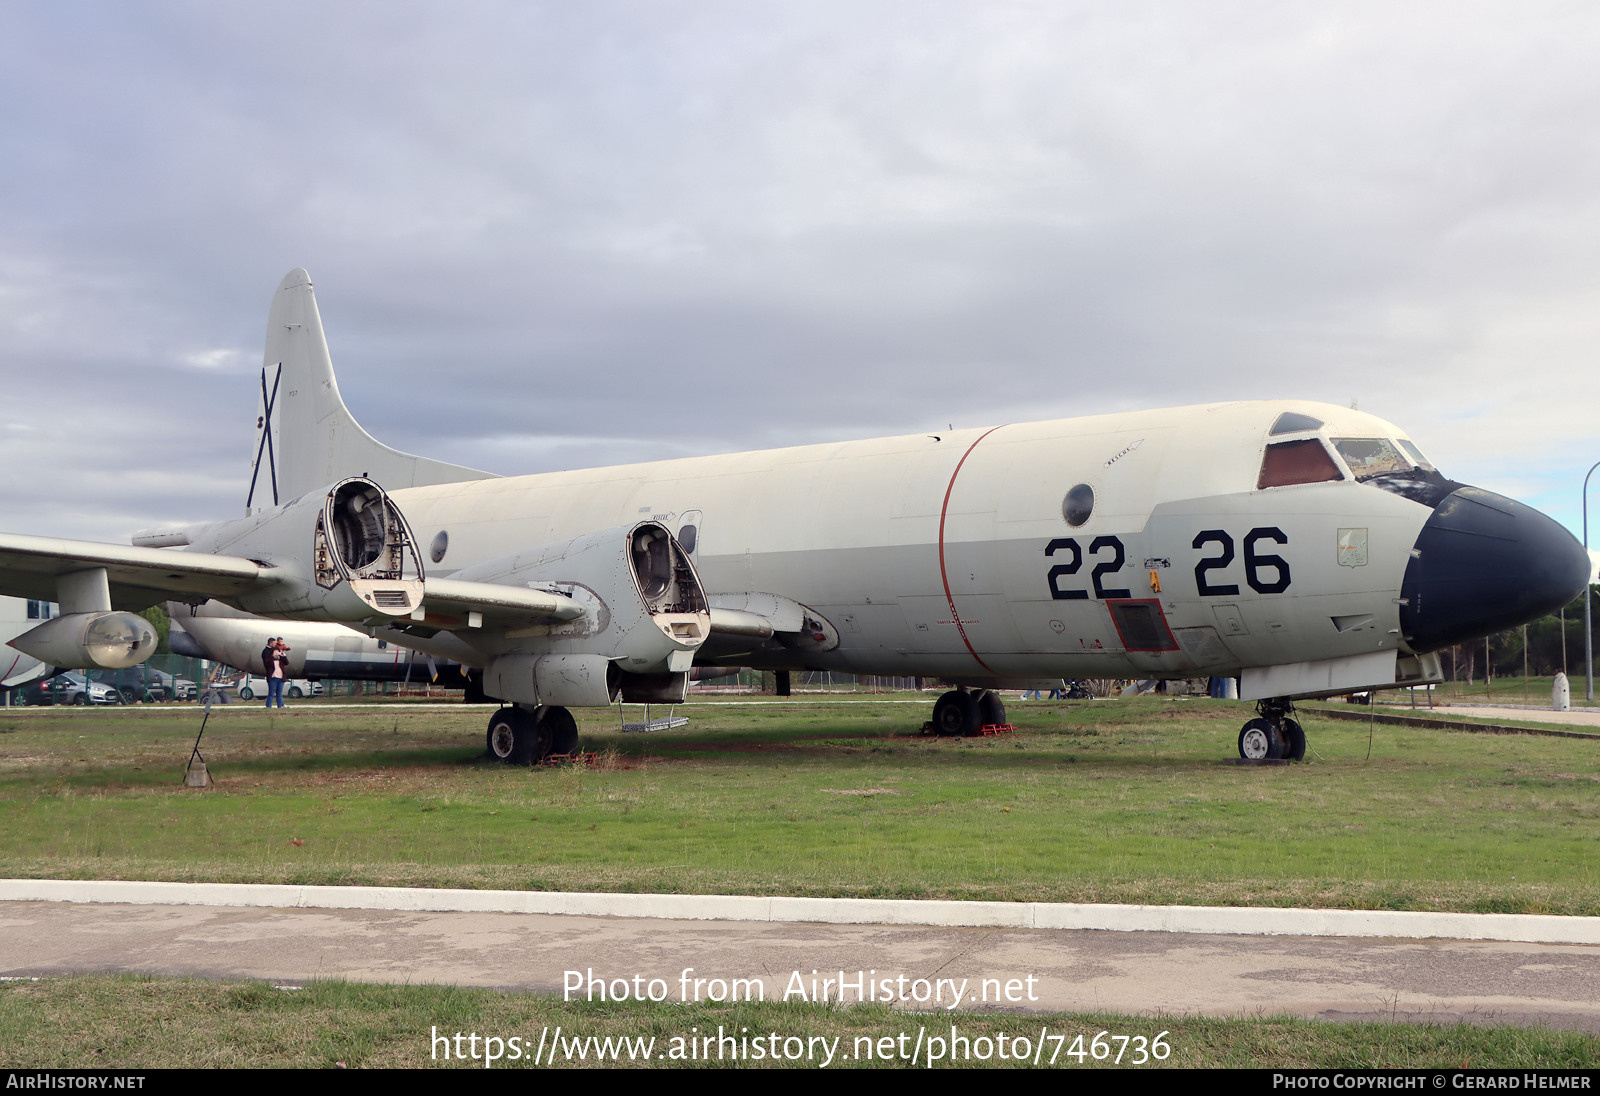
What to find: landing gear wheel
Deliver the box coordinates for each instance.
[1281,719,1306,762]
[487,706,543,764]
[1238,718,1283,761]
[974,689,1007,729]
[932,689,979,737]
[541,706,579,758]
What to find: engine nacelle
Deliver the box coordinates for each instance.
[467,521,709,707]
[9,612,159,670]
[181,477,425,623]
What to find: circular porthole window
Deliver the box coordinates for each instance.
[430,530,449,563]
[1062,484,1094,527]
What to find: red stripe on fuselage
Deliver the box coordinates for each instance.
[937,426,1007,674]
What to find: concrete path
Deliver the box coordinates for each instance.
[4,887,1599,1033]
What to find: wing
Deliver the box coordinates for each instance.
[0,533,267,610]
[702,591,839,653]
[415,576,585,631]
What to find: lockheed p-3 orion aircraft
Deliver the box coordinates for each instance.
[1,270,1588,764]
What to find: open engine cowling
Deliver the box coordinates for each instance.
[469,521,709,707]
[186,477,425,624]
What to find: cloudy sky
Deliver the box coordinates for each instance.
[3,2,1598,547]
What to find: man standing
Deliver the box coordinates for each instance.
[264,638,287,709]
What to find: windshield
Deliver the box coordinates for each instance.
[1332,436,1461,507]
[1331,438,1411,479]
[1397,439,1434,471]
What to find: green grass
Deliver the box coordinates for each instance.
[1,694,1597,914]
[3,974,1596,1069]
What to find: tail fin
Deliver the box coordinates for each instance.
[246,268,496,512]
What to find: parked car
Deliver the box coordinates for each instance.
[236,675,321,701]
[50,673,123,705]
[88,667,198,702]
[9,677,66,705]
[91,667,168,702]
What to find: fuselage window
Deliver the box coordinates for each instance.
[1062,484,1094,527]
[677,524,698,555]
[1331,438,1411,480]
[1257,440,1344,489]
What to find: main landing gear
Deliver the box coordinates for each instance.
[928,686,1007,737]
[1237,697,1306,762]
[486,704,580,764]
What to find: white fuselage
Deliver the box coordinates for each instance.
[375,399,1428,682]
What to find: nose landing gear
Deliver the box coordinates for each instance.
[1237,697,1305,762]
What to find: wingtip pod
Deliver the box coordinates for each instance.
[248,268,498,512]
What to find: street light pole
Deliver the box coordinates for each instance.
[1586,461,1600,702]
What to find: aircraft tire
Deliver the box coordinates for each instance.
[1237,718,1283,761]
[541,706,579,758]
[932,690,979,737]
[487,707,542,764]
[1281,719,1306,762]
[974,689,1006,730]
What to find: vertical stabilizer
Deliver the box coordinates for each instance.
[247,269,497,512]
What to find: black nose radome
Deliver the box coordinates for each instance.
[1400,487,1591,653]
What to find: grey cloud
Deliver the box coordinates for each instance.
[2,1,1598,540]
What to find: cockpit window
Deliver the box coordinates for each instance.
[1331,438,1411,479]
[1330,435,1459,506]
[1396,439,1434,472]
[1269,411,1325,435]
[1257,439,1344,489]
